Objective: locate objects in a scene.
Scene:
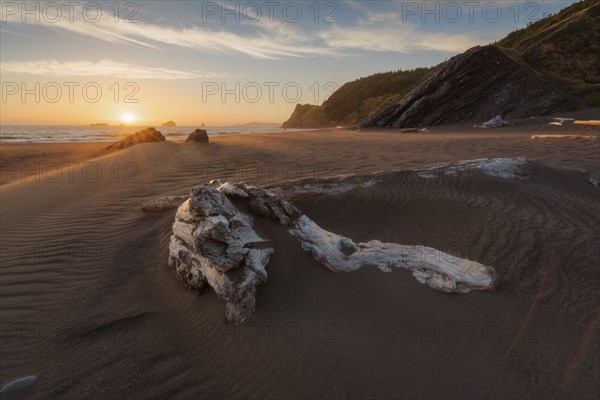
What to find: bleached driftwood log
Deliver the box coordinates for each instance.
[574,120,600,126]
[168,181,499,323]
[531,134,597,140]
[290,215,497,292]
[168,185,274,323]
[141,195,188,212]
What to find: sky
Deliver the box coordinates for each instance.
[0,0,578,125]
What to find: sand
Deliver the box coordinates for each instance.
[0,142,108,186]
[1,120,599,398]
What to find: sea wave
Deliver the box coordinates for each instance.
[0,125,299,143]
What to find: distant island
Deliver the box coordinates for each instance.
[89,123,109,127]
[162,121,176,127]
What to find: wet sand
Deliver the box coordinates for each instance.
[1,123,599,399]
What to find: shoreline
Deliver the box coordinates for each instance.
[2,125,599,187]
[2,108,599,145]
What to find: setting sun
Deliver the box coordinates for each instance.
[122,113,135,124]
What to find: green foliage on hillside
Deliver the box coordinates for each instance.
[497,0,599,48]
[321,68,435,122]
[283,0,600,128]
[586,87,600,107]
[282,67,436,128]
[497,0,600,87]
[282,104,328,129]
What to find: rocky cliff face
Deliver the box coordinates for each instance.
[359,46,573,129]
[281,68,435,128]
[281,1,596,129]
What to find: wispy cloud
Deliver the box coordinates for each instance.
[2,3,483,58]
[0,27,30,38]
[319,11,481,53]
[0,60,224,80]
[320,26,480,53]
[1,5,336,59]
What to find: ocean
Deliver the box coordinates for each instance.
[0,124,295,143]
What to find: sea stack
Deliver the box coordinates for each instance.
[105,127,166,151]
[186,129,209,143]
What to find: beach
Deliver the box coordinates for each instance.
[2,115,600,186]
[1,121,599,399]
[2,0,599,397]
